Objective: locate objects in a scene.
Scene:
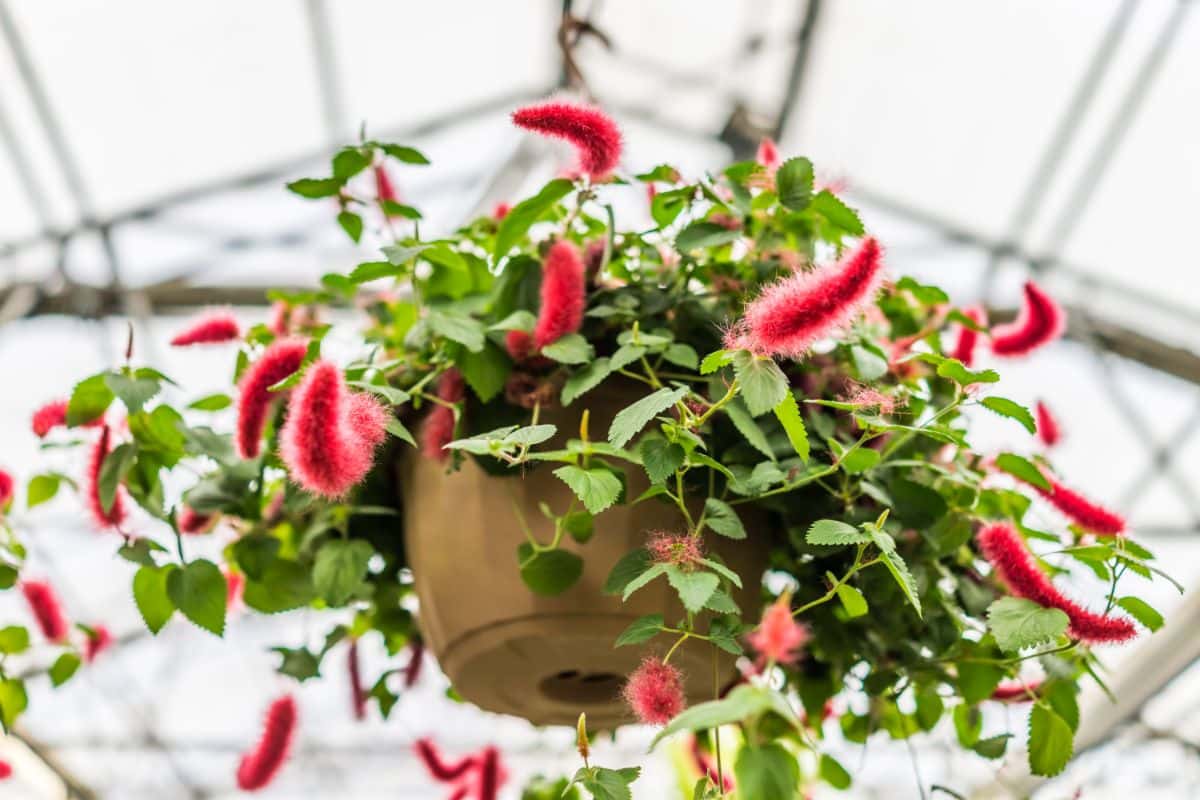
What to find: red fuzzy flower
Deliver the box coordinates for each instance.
[0,469,12,510]
[235,338,308,459]
[0,759,10,780]
[756,137,780,172]
[690,735,735,792]
[748,597,809,664]
[646,531,704,568]
[375,165,403,213]
[950,305,987,366]
[725,237,885,358]
[990,281,1065,357]
[1028,471,1125,537]
[976,523,1136,644]
[22,580,69,643]
[504,329,535,363]
[420,369,465,462]
[403,639,425,688]
[414,739,477,782]
[533,240,586,350]
[476,746,503,800]
[177,505,216,535]
[1036,400,1062,447]
[169,311,240,347]
[225,569,244,610]
[85,426,127,530]
[512,102,623,179]
[492,202,511,221]
[237,695,298,791]
[84,624,113,663]
[32,399,104,438]
[623,657,686,725]
[348,640,367,722]
[989,679,1043,703]
[279,361,389,498]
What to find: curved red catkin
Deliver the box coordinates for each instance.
[375,165,405,216]
[177,505,216,535]
[414,738,476,782]
[21,580,69,643]
[348,640,367,721]
[492,202,511,221]
[32,399,105,437]
[0,758,10,779]
[419,369,465,463]
[403,639,425,688]
[1036,400,1062,447]
[511,102,622,179]
[236,695,298,792]
[989,281,1065,357]
[169,311,240,347]
[504,329,535,363]
[279,361,389,498]
[756,137,780,172]
[235,338,308,459]
[690,735,735,792]
[949,305,987,367]
[976,523,1136,644]
[85,426,127,530]
[477,746,501,800]
[0,468,12,510]
[1017,470,1125,537]
[989,679,1043,702]
[83,624,113,663]
[726,237,885,358]
[533,240,586,350]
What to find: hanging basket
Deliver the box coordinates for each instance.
[400,385,769,728]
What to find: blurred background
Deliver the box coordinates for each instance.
[0,1,1198,797]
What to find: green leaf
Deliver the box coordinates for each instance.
[981,396,1037,434]
[995,453,1051,491]
[810,190,864,235]
[1044,681,1080,732]
[313,540,374,606]
[457,341,510,403]
[666,567,719,614]
[890,478,948,528]
[972,734,1011,760]
[166,559,227,636]
[675,221,741,252]
[773,392,809,462]
[835,583,869,618]
[541,333,594,364]
[733,351,788,417]
[386,418,416,446]
[873,534,922,617]
[187,393,232,411]
[232,534,281,581]
[0,626,30,655]
[67,373,115,426]
[494,178,573,257]
[271,646,322,682]
[819,753,852,790]
[607,386,689,448]
[851,345,889,381]
[699,349,735,375]
[243,560,316,613]
[1028,705,1074,777]
[734,744,801,800]
[604,548,651,595]
[1117,596,1164,632]
[806,519,871,546]
[839,447,880,475]
[331,146,370,178]
[704,498,746,539]
[380,143,430,164]
[349,260,400,284]
[957,662,1004,705]
[573,766,641,800]
[936,358,999,386]
[26,474,62,509]
[615,614,664,647]
[724,399,775,461]
[622,563,668,601]
[641,438,685,485]
[49,652,81,687]
[428,310,485,352]
[97,442,135,514]
[663,343,699,370]
[133,565,176,634]
[914,686,944,731]
[562,358,613,406]
[286,177,343,198]
[337,211,363,243]
[987,597,1069,653]
[553,465,623,515]
[651,684,786,749]
[776,157,814,210]
[105,372,160,413]
[0,679,28,732]
[517,544,584,596]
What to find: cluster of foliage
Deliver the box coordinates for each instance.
[0,104,1175,799]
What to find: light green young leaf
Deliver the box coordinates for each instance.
[1028,705,1074,777]
[724,398,775,461]
[987,597,1069,653]
[313,540,374,607]
[607,386,689,448]
[704,498,746,539]
[980,396,1037,434]
[666,567,719,614]
[1117,596,1164,632]
[562,358,613,406]
[542,333,594,364]
[773,392,809,462]
[614,614,664,647]
[806,519,871,546]
[776,157,814,210]
[553,465,623,515]
[994,452,1051,491]
[733,351,788,416]
[166,559,227,637]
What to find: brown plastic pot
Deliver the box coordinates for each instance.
[400,385,769,728]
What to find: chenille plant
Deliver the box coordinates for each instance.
[0,101,1176,798]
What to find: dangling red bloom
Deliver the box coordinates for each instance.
[726,237,885,358]
[0,469,12,510]
[177,505,216,535]
[279,361,389,498]
[533,240,586,349]
[375,165,403,214]
[32,399,104,438]
[419,369,465,462]
[756,137,780,173]
[225,569,245,610]
[169,311,240,347]
[623,657,686,725]
[1029,472,1125,537]
[1036,401,1062,447]
[414,739,477,782]
[690,735,735,792]
[492,202,511,221]
[646,531,704,569]
[504,330,535,363]
[748,596,809,664]
[950,305,987,366]
[236,695,298,792]
[403,639,425,688]
[85,426,127,530]
[0,759,10,780]
[83,624,113,663]
[976,523,1136,644]
[989,679,1043,703]
[21,580,69,643]
[476,747,503,800]
[235,338,308,459]
[512,102,623,179]
[348,640,367,721]
[990,281,1065,357]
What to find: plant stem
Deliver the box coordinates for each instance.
[792,550,882,617]
[663,632,690,664]
[692,378,740,427]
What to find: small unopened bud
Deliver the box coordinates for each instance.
[575,713,589,762]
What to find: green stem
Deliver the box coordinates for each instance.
[792,551,882,617]
[692,378,740,428]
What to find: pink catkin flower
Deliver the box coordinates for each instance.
[747,597,809,664]
[1036,400,1062,447]
[989,679,1043,703]
[976,523,1136,644]
[403,639,425,688]
[21,580,69,643]
[177,505,216,535]
[690,735,735,792]
[0,759,10,780]
[32,399,104,438]
[419,369,465,463]
[950,306,987,366]
[623,657,686,725]
[279,361,389,499]
[0,469,12,510]
[85,426,127,530]
[477,747,502,800]
[236,695,298,792]
[414,739,477,782]
[225,569,245,610]
[756,137,780,173]
[83,624,113,663]
[726,237,885,358]
[235,338,308,459]
[1028,472,1126,537]
[348,640,367,722]
[533,240,586,350]
[504,329,535,363]
[646,531,704,569]
[990,281,1065,357]
[168,311,241,347]
[512,102,623,179]
[492,202,511,221]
